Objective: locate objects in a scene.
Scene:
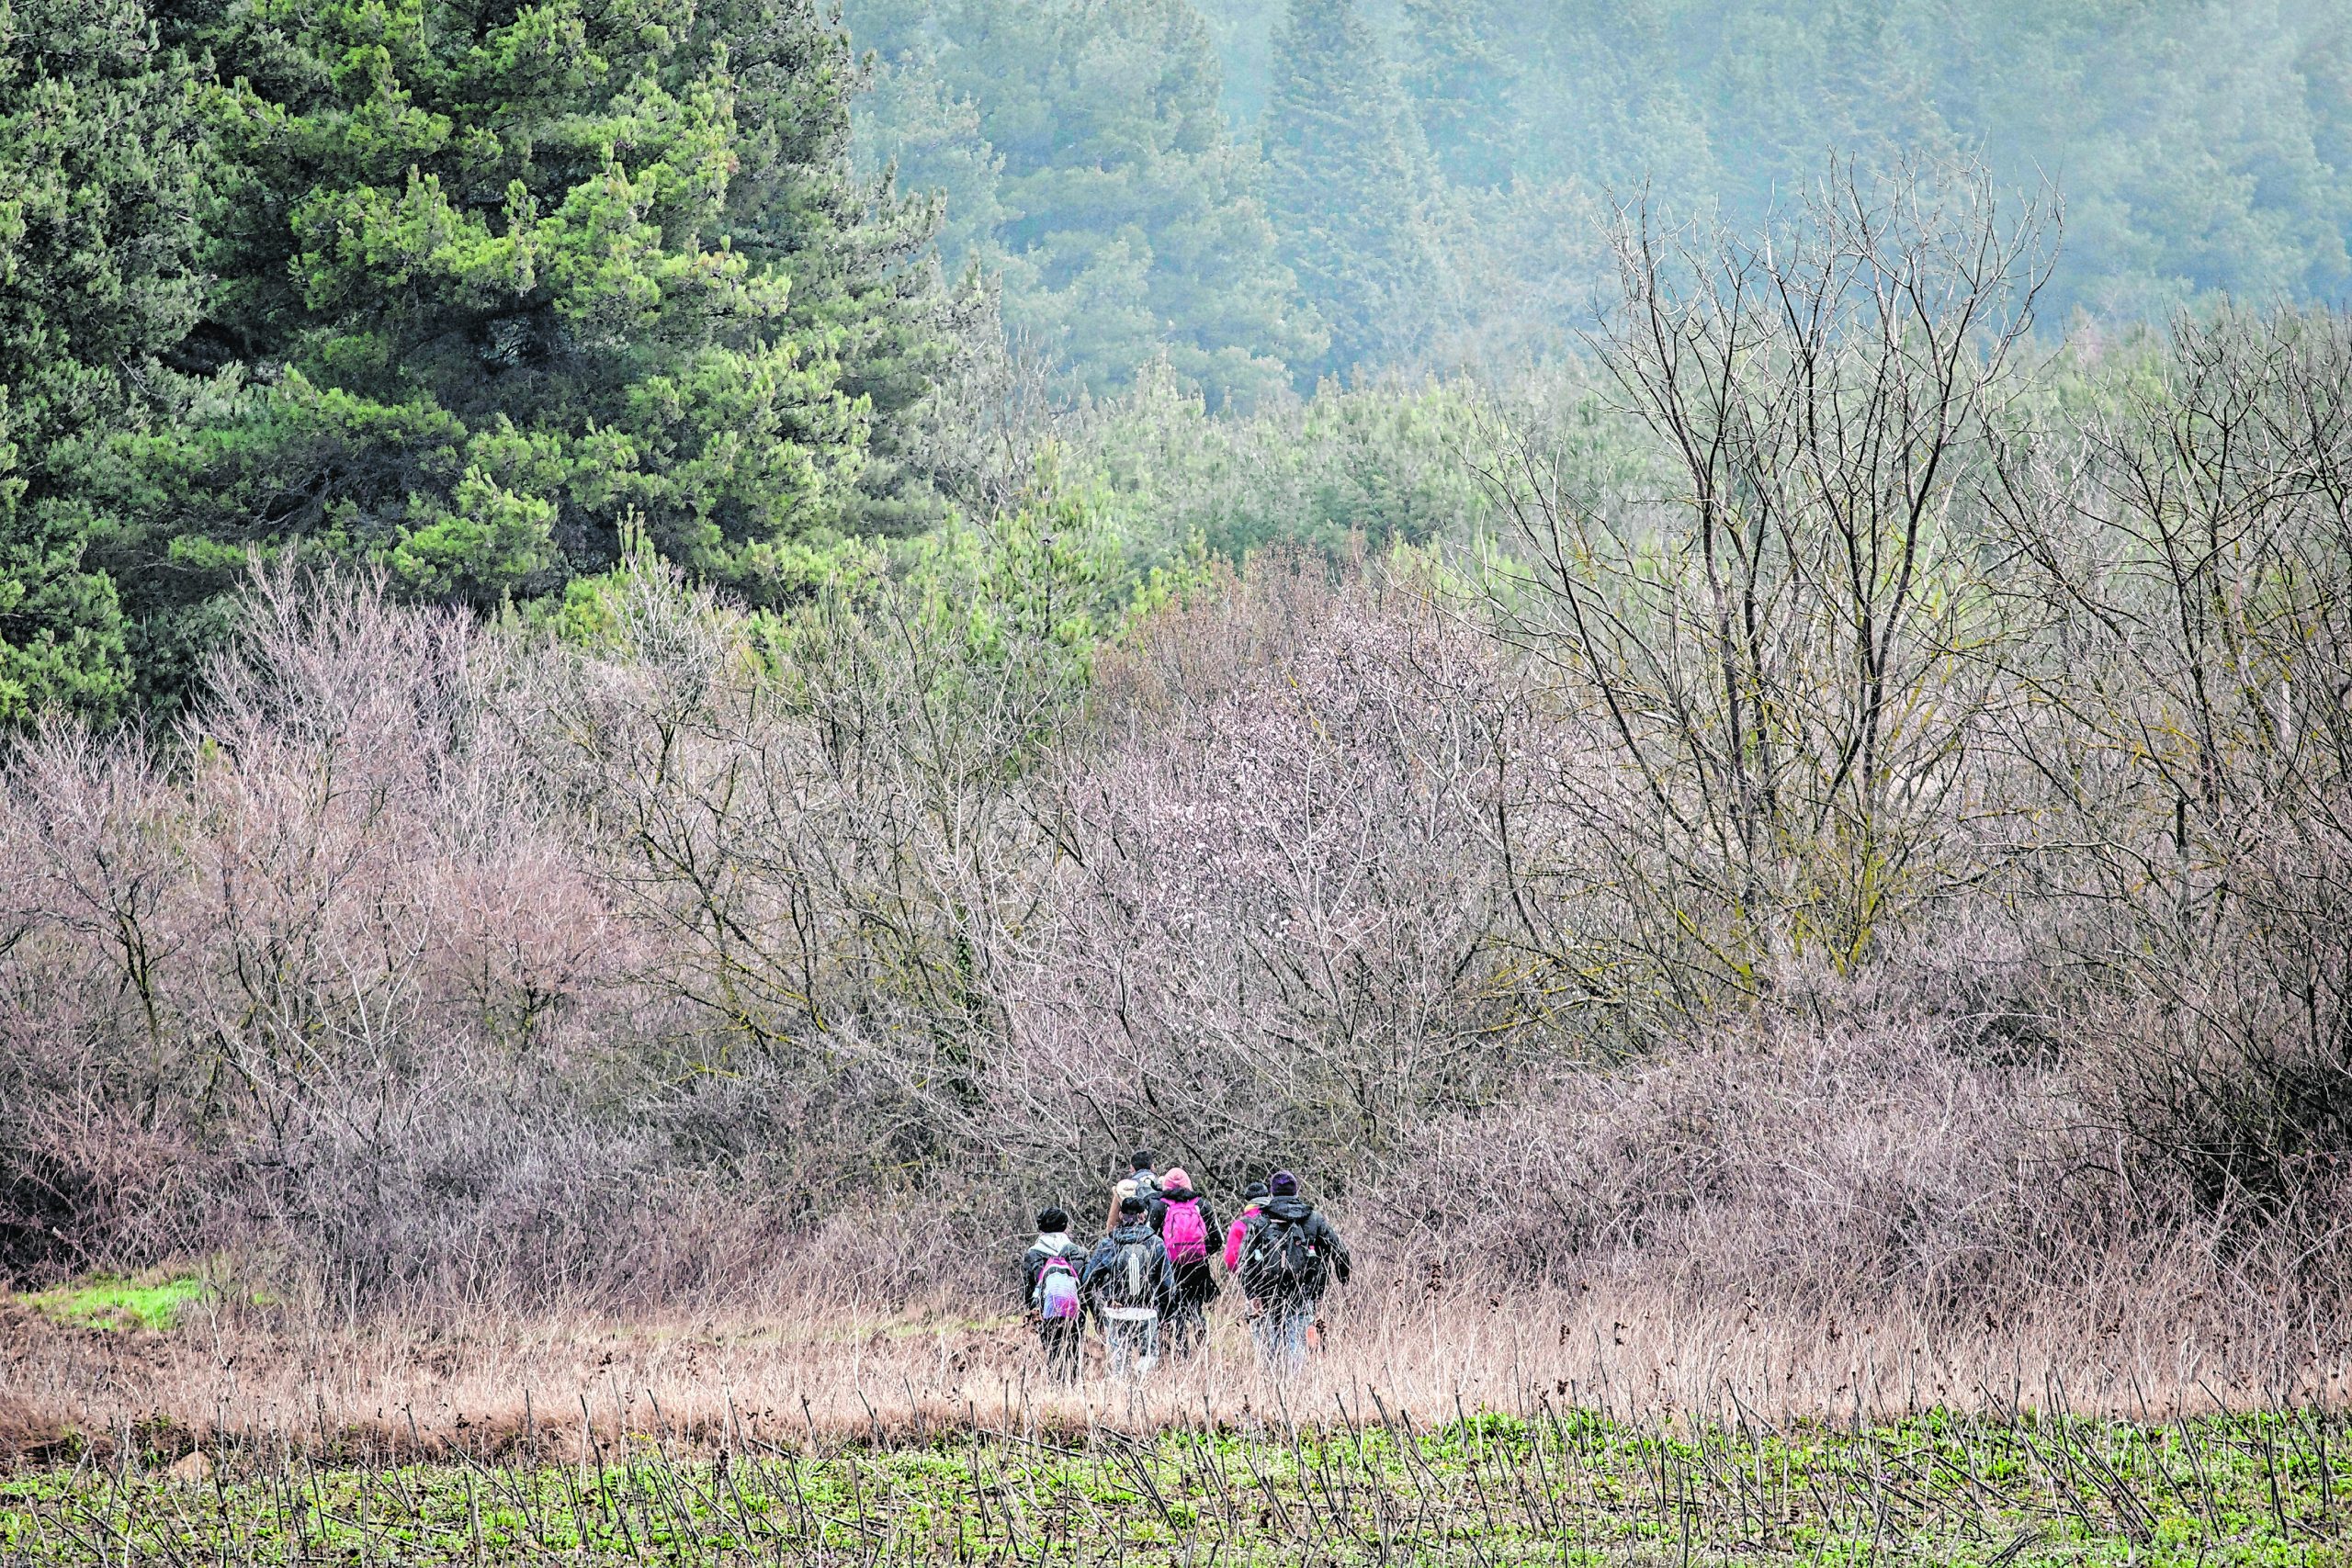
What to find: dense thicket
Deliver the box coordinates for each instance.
[4,246,2346,1330]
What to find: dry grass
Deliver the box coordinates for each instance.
[5,1262,2344,1470]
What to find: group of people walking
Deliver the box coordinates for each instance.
[1020,1151,1351,1379]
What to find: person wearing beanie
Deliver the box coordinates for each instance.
[1081,1194,1179,1376]
[1224,1179,1271,1275]
[1236,1170,1351,1370]
[1152,1168,1220,1357]
[1021,1206,1089,1380]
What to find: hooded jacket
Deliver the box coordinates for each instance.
[1238,1196,1351,1301]
[1021,1231,1089,1313]
[1106,1169,1163,1235]
[1081,1221,1179,1314]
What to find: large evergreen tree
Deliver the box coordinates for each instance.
[0,0,207,722]
[103,0,953,703]
[1398,0,1517,189]
[853,0,1317,406]
[1260,0,1440,378]
[707,0,978,537]
[1502,0,1714,204]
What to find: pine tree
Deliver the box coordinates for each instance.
[911,0,1320,406]
[108,0,953,704]
[853,41,1012,282]
[1511,0,1713,203]
[1399,0,1517,189]
[0,0,207,722]
[1261,0,1440,378]
[711,0,978,536]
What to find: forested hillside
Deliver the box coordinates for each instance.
[856,0,2352,387]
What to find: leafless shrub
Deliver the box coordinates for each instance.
[1372,1012,2201,1313]
[0,723,209,1268]
[987,559,1561,1192]
[0,567,684,1291]
[1986,307,2352,1219]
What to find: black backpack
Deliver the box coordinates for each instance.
[1100,1237,1159,1310]
[1241,1213,1325,1298]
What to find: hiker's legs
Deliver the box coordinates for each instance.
[1166,1296,1204,1358]
[1167,1263,1213,1357]
[1252,1301,1308,1370]
[1105,1314,1159,1377]
[1039,1318,1080,1382]
[1249,1307,1279,1366]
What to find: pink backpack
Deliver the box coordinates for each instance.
[1161,1197,1209,1264]
[1035,1255,1080,1320]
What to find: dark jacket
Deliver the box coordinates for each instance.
[1020,1233,1088,1312]
[1081,1223,1180,1314]
[1238,1196,1351,1301]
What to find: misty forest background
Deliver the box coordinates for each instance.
[2,0,2351,1359]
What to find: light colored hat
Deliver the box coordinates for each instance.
[1161,1167,1192,1190]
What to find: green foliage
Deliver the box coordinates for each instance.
[17,1274,208,1332]
[1260,0,1440,379]
[0,473,132,725]
[0,0,207,723]
[906,479,1129,679]
[9,0,2352,725]
[1402,0,2352,323]
[557,453,1204,716]
[706,0,978,540]
[1065,361,1520,563]
[0,1409,2335,1563]
[849,0,1318,407]
[856,0,2352,390]
[1398,0,1515,189]
[88,0,956,710]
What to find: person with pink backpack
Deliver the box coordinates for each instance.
[1021,1206,1089,1381]
[1152,1168,1220,1356]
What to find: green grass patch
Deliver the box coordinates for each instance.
[0,1408,2344,1564]
[17,1274,208,1332]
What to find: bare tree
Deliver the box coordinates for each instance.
[1471,162,2055,1001]
[1986,308,2352,1212]
[521,530,1085,1164]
